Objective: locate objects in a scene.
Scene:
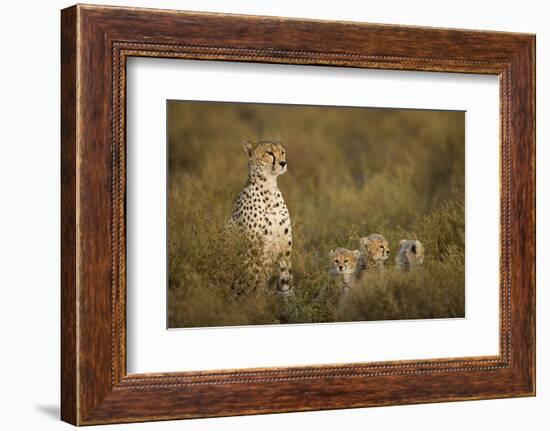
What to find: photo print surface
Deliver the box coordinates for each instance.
[167,100,465,328]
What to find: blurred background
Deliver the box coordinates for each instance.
[167,100,465,328]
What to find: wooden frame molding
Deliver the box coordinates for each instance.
[61,4,535,425]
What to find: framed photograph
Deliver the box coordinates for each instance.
[61,4,535,425]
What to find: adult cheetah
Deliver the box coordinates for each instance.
[229,140,293,294]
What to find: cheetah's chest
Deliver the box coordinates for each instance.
[236,184,292,253]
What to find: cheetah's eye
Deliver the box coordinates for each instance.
[344,259,348,263]
[380,246,385,250]
[334,259,339,264]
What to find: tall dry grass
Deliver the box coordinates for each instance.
[167,101,465,328]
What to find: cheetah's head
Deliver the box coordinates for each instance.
[397,239,425,268]
[244,140,287,178]
[359,234,390,262]
[329,248,361,277]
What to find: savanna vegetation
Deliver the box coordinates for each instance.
[167,101,465,328]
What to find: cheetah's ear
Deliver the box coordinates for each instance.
[329,249,335,257]
[399,239,407,246]
[353,250,361,259]
[243,140,256,158]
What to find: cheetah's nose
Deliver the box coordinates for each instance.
[338,265,344,270]
[279,161,286,168]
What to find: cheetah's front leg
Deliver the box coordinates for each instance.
[277,253,293,295]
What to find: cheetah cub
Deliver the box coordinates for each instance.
[329,248,363,294]
[395,239,425,271]
[229,140,293,294]
[359,233,390,272]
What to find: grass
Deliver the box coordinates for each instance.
[167,101,465,328]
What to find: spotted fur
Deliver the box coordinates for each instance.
[229,140,293,293]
